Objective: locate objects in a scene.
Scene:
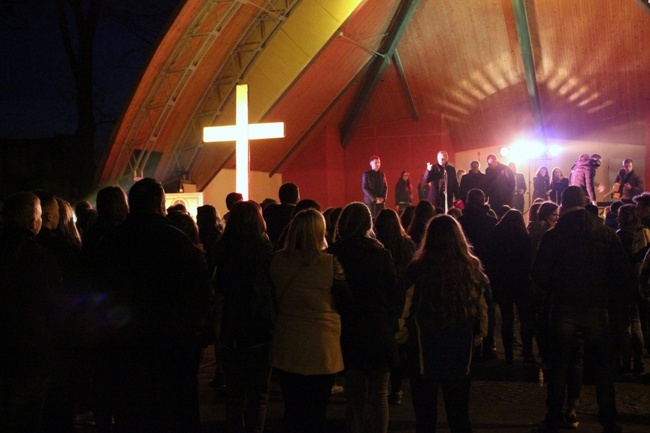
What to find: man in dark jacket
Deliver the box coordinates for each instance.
[422,150,459,210]
[458,160,486,205]
[96,178,212,433]
[532,186,635,433]
[0,192,62,432]
[362,155,388,218]
[614,158,643,203]
[263,182,299,248]
[484,154,515,211]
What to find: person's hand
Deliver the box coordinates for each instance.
[597,184,605,193]
[426,162,432,171]
[624,183,632,191]
[376,197,384,204]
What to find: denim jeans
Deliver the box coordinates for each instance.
[222,343,272,433]
[545,306,617,428]
[410,375,472,433]
[345,369,389,433]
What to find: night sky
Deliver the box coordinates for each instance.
[0,0,180,158]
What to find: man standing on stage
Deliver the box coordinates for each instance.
[509,162,527,212]
[615,158,643,203]
[362,155,388,218]
[484,154,515,211]
[422,150,459,210]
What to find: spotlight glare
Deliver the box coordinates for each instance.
[500,147,510,157]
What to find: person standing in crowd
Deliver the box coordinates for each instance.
[402,214,488,433]
[270,209,346,433]
[422,150,459,211]
[615,204,646,376]
[95,178,211,433]
[484,154,515,211]
[509,162,527,212]
[614,159,643,203]
[362,155,388,218]
[548,167,569,204]
[485,209,536,364]
[330,202,398,433]
[532,186,635,433]
[458,160,486,205]
[213,200,275,433]
[395,171,413,211]
[374,208,417,405]
[0,192,63,433]
[570,154,602,205]
[264,183,299,248]
[406,200,436,249]
[533,167,550,202]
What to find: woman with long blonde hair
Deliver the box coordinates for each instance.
[403,214,488,433]
[270,209,346,433]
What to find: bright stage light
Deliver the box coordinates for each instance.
[548,144,562,157]
[500,147,510,157]
[506,139,547,162]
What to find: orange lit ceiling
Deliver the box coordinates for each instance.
[97,0,650,190]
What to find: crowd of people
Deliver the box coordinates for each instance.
[0,151,648,433]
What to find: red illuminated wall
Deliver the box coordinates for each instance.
[283,114,453,210]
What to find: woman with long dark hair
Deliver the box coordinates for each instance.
[374,208,416,404]
[407,200,435,249]
[548,167,569,204]
[403,214,488,433]
[395,171,413,211]
[533,166,550,202]
[330,202,398,433]
[213,201,275,433]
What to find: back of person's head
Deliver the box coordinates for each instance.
[283,209,327,263]
[466,188,485,208]
[561,186,587,209]
[336,202,372,241]
[167,203,189,215]
[75,200,92,217]
[609,200,624,215]
[223,200,266,238]
[96,185,129,224]
[225,192,244,211]
[128,178,165,215]
[400,205,416,229]
[260,198,277,209]
[618,204,636,229]
[2,191,42,233]
[529,202,542,222]
[197,204,218,226]
[447,207,462,220]
[167,212,200,246]
[292,199,321,217]
[633,192,650,208]
[278,183,299,204]
[56,198,81,248]
[537,201,559,223]
[375,208,406,245]
[496,209,526,234]
[420,214,470,260]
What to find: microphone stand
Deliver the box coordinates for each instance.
[443,166,448,214]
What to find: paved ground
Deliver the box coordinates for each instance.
[196,346,650,433]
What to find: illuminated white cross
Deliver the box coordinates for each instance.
[203,84,284,200]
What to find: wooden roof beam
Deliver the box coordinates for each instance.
[340,0,421,148]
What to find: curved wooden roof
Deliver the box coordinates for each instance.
[97,0,650,190]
